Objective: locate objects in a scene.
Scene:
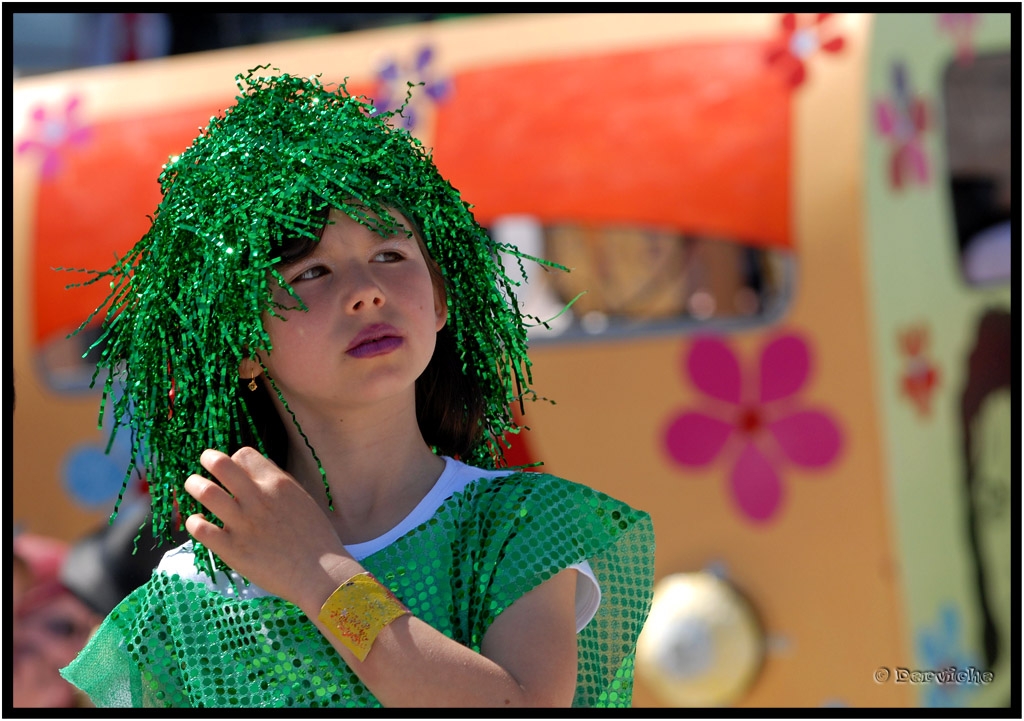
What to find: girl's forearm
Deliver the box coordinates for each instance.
[296,559,579,707]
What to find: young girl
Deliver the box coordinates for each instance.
[60,67,655,708]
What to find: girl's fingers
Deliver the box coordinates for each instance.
[229,446,282,481]
[183,473,237,522]
[198,448,254,500]
[184,512,227,549]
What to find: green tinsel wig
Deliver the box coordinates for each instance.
[72,66,557,577]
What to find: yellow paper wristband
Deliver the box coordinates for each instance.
[317,572,410,661]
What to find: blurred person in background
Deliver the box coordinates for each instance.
[59,496,189,618]
[13,536,34,604]
[12,500,186,708]
[12,533,100,708]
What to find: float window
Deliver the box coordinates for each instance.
[491,215,794,342]
[943,52,1011,287]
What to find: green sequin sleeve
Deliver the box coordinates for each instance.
[462,474,656,707]
[60,576,188,707]
[61,474,654,708]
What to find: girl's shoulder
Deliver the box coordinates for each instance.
[446,460,628,513]
[444,460,650,545]
[445,458,588,497]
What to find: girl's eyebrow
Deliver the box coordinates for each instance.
[371,219,416,242]
[377,228,415,243]
[342,205,414,241]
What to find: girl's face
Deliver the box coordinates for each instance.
[258,208,447,417]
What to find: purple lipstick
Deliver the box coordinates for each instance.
[346,323,404,358]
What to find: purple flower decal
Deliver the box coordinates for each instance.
[16,96,92,179]
[874,62,930,189]
[664,333,843,522]
[373,45,452,130]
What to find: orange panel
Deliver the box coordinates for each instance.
[431,40,791,248]
[32,102,223,346]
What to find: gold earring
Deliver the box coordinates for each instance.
[248,370,258,392]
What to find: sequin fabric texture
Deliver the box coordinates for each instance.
[61,473,655,708]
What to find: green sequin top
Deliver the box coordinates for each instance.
[61,464,655,708]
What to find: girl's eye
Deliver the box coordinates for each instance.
[374,251,404,263]
[294,265,328,282]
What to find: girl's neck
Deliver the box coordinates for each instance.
[279,393,446,546]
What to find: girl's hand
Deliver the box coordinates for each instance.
[183,447,357,612]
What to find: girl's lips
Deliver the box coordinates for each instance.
[346,324,404,358]
[347,335,403,358]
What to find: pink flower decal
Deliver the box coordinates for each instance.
[664,333,843,522]
[15,96,92,179]
[874,62,930,189]
[765,13,846,88]
[938,13,980,65]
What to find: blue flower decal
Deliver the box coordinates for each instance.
[61,379,148,509]
[915,604,981,708]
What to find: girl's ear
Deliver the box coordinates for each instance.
[238,356,264,382]
[434,289,448,332]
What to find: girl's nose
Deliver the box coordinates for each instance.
[351,294,384,311]
[347,272,386,312]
